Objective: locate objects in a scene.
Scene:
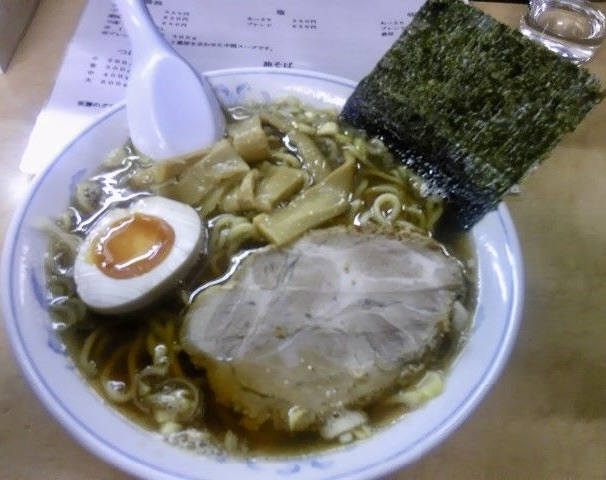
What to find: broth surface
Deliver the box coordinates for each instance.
[44,100,476,458]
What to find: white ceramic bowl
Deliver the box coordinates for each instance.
[2,68,523,480]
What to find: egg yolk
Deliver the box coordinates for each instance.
[92,213,175,279]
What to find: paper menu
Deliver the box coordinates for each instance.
[20,0,427,174]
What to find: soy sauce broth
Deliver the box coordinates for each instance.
[46,101,477,458]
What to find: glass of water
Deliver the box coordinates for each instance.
[519,0,606,64]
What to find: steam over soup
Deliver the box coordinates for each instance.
[43,98,474,457]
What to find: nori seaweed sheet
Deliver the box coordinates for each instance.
[340,0,604,229]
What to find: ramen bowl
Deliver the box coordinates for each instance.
[1,68,523,480]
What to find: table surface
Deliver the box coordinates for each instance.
[1,1,605,479]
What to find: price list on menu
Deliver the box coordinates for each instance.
[21,0,426,173]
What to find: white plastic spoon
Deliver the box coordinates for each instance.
[116,0,225,160]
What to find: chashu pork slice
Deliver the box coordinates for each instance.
[181,226,466,432]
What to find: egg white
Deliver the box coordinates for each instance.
[74,196,204,314]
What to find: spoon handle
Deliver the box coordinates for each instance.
[115,0,170,55]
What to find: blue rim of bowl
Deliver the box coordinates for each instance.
[1,67,524,480]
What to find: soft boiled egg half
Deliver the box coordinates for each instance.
[74,196,205,314]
